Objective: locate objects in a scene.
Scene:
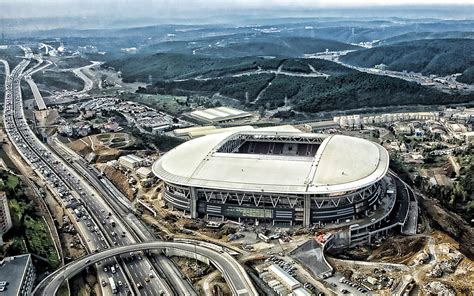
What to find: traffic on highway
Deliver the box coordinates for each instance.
[3,48,256,296]
[3,53,174,296]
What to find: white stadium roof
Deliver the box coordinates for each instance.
[153,130,389,195]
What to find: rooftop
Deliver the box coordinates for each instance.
[153,130,389,195]
[187,107,252,123]
[119,154,144,163]
[0,254,31,295]
[268,264,300,289]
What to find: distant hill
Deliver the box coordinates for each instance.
[140,36,360,58]
[376,31,474,45]
[457,66,474,84]
[129,54,473,113]
[104,53,281,82]
[340,39,474,80]
[103,52,355,83]
[139,70,473,113]
[193,37,360,58]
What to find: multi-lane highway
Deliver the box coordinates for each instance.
[34,241,259,296]
[3,55,171,295]
[3,59,135,296]
[4,47,258,296]
[47,136,197,295]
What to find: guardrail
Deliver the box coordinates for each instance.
[33,241,258,296]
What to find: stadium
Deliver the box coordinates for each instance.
[152,130,390,226]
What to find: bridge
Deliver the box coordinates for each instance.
[33,241,258,296]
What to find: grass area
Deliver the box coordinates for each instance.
[130,128,185,151]
[111,137,125,143]
[97,134,111,141]
[57,282,70,296]
[0,46,24,68]
[6,175,19,189]
[24,215,60,267]
[0,170,60,269]
[8,199,28,220]
[32,70,84,95]
[130,93,189,115]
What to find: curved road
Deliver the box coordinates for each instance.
[35,241,258,296]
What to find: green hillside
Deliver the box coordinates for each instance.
[340,39,474,78]
[194,37,360,58]
[376,31,474,45]
[457,66,474,84]
[139,68,472,113]
[139,36,360,58]
[103,53,354,83]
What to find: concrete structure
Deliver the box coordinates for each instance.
[172,125,301,139]
[186,107,252,124]
[0,192,12,245]
[153,130,389,226]
[172,125,254,139]
[463,131,474,143]
[0,254,36,295]
[136,166,153,179]
[292,288,312,296]
[34,242,258,296]
[338,111,439,127]
[304,120,340,132]
[118,154,144,170]
[268,264,301,290]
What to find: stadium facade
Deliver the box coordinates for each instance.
[153,130,390,227]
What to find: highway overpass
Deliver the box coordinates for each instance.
[34,241,258,296]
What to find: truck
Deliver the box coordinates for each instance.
[109,277,117,294]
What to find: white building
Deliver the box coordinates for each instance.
[0,192,12,246]
[136,167,153,179]
[118,155,145,170]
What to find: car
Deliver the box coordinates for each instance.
[144,277,150,283]
[101,280,107,287]
[340,289,349,294]
[118,281,123,286]
[85,259,91,264]
[136,283,143,289]
[104,267,108,272]
[149,272,154,278]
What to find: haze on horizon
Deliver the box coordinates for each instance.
[1,0,474,21]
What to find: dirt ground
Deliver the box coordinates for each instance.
[421,197,474,259]
[102,165,134,200]
[66,133,134,161]
[70,273,100,296]
[367,236,428,264]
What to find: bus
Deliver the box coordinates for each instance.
[109,277,117,294]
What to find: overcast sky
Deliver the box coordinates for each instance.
[1,0,473,20]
